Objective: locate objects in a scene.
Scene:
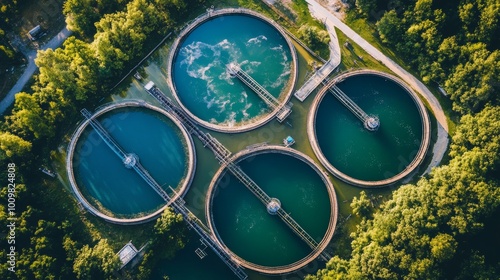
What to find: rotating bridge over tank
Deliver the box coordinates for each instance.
[80,106,248,279]
[66,101,196,224]
[166,8,298,133]
[321,79,379,131]
[205,145,338,274]
[144,81,337,275]
[227,62,293,123]
[308,70,431,187]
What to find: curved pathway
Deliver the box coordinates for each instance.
[0,26,72,115]
[306,0,449,174]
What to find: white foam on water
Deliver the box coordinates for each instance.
[250,61,261,67]
[241,99,253,119]
[219,69,234,85]
[240,91,248,103]
[225,111,237,127]
[179,42,204,67]
[217,99,231,114]
[203,95,216,109]
[260,44,290,89]
[269,68,291,89]
[246,35,267,46]
[240,60,262,75]
[180,39,241,74]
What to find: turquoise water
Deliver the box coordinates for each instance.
[316,74,423,181]
[73,107,188,217]
[211,152,331,267]
[172,15,292,126]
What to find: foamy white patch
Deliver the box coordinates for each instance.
[239,60,262,75]
[250,61,261,67]
[203,95,215,109]
[180,39,240,71]
[219,70,234,85]
[246,35,267,46]
[242,101,252,119]
[239,91,248,103]
[217,99,231,114]
[187,61,216,81]
[269,68,291,89]
[179,42,203,67]
[271,44,289,62]
[226,112,237,127]
[217,39,231,50]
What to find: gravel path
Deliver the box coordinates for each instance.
[306,0,449,174]
[0,27,72,115]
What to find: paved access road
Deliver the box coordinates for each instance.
[0,27,72,115]
[306,0,449,174]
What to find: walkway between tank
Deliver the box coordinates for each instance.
[144,81,335,274]
[294,19,341,102]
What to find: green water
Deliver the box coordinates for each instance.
[73,107,188,217]
[316,74,423,181]
[172,14,292,126]
[101,14,401,279]
[212,153,331,267]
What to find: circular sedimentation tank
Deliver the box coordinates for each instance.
[206,145,337,274]
[66,101,196,224]
[168,8,297,132]
[308,70,430,187]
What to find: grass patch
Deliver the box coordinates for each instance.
[335,27,392,73]
[0,66,25,101]
[345,11,409,70]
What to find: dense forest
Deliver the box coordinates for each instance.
[0,0,23,73]
[354,0,499,114]
[0,0,198,278]
[307,0,500,279]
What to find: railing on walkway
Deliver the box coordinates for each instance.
[144,81,330,262]
[81,107,247,279]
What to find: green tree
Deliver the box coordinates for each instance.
[377,10,404,45]
[152,207,187,259]
[444,43,499,114]
[6,92,54,140]
[430,233,457,261]
[73,239,121,280]
[355,0,377,17]
[64,0,100,37]
[297,24,330,53]
[0,132,31,158]
[36,37,100,104]
[450,105,500,158]
[350,191,372,218]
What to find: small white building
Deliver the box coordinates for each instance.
[117,241,139,269]
[27,25,43,41]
